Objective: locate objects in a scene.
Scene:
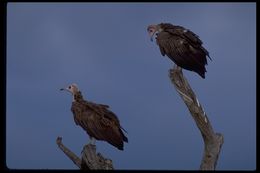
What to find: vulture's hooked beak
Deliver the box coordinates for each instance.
[60,88,69,92]
[150,32,159,42]
[147,25,158,42]
[151,31,157,42]
[60,88,72,95]
[149,30,156,42]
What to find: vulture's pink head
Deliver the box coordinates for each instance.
[147,24,159,42]
[60,83,79,95]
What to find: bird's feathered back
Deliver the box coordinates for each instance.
[156,23,211,78]
[71,91,128,150]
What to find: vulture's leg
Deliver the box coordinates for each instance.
[89,137,96,145]
[174,64,182,72]
[87,136,94,145]
[173,63,178,70]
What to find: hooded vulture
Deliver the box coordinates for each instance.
[60,83,128,150]
[147,23,212,78]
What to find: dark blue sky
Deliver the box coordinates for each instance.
[6,3,256,170]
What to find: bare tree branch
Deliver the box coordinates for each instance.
[56,65,223,170]
[81,144,114,170]
[169,66,224,170]
[56,137,113,170]
[56,136,81,168]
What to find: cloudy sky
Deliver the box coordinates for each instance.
[6,3,256,170]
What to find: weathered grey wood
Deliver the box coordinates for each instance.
[81,144,114,170]
[56,137,113,170]
[169,66,224,170]
[56,136,81,168]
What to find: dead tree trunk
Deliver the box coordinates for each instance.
[169,66,224,170]
[56,137,114,170]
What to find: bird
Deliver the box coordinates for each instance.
[60,83,128,150]
[147,23,212,79]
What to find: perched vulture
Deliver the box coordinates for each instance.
[147,23,212,78]
[60,84,128,150]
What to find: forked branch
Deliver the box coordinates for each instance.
[169,66,224,170]
[56,136,113,170]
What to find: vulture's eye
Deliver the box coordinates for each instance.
[68,86,71,89]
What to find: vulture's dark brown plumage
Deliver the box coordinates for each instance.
[147,23,211,78]
[61,84,128,151]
